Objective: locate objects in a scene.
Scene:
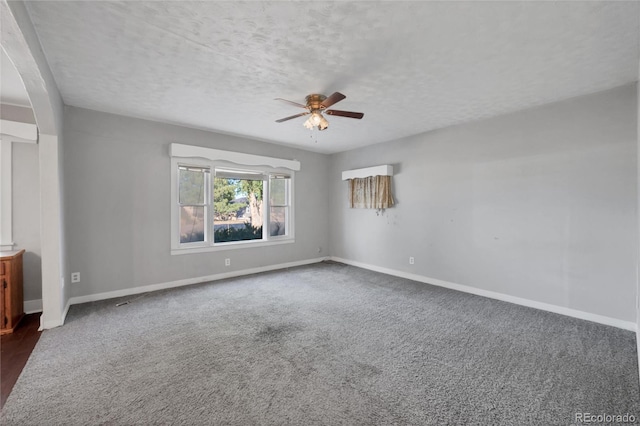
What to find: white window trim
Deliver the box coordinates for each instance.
[1,119,38,142]
[0,139,14,250]
[171,158,211,251]
[170,144,298,255]
[267,173,293,242]
[171,238,295,255]
[0,120,38,250]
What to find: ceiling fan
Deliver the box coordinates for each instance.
[275,92,364,131]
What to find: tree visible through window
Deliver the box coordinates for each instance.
[213,177,264,243]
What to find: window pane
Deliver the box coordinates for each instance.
[270,206,287,236]
[270,177,287,206]
[180,206,205,243]
[213,177,264,243]
[179,167,207,205]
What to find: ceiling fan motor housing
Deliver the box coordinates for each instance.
[305,94,327,110]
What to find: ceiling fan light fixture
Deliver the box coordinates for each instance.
[318,116,329,131]
[303,118,314,129]
[303,111,328,130]
[310,111,322,126]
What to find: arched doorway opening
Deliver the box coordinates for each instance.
[2,0,66,329]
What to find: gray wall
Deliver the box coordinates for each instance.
[63,107,330,298]
[1,104,41,302]
[637,55,639,352]
[330,84,638,322]
[0,104,35,124]
[12,142,41,301]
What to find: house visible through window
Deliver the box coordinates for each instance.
[171,148,296,254]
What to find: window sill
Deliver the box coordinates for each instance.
[171,238,295,256]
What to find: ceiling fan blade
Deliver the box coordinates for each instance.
[275,98,308,109]
[275,112,310,123]
[321,92,346,109]
[325,109,364,119]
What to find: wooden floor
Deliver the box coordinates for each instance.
[1,313,41,408]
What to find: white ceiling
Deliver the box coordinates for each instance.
[1,48,31,107]
[24,1,640,154]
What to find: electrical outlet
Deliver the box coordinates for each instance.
[409,257,415,265]
[71,272,80,283]
[225,258,231,267]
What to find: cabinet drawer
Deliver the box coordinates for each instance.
[0,250,24,334]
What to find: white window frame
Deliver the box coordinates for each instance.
[267,174,292,240]
[176,160,211,249]
[170,144,299,255]
[0,119,38,251]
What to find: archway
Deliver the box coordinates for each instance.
[1,0,66,328]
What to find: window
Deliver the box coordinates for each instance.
[269,175,290,237]
[213,168,264,244]
[0,119,38,250]
[178,165,209,244]
[170,145,298,255]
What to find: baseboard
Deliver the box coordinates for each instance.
[41,319,62,329]
[61,298,71,324]
[40,299,71,330]
[68,257,329,306]
[637,328,640,383]
[636,317,640,384]
[23,299,42,314]
[41,317,62,330]
[330,256,636,332]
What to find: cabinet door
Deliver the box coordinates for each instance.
[0,268,6,330]
[0,254,24,333]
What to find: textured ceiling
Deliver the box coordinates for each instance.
[1,48,31,107]
[24,1,640,154]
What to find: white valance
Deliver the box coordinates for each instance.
[342,164,392,180]
[0,119,38,143]
[170,143,300,171]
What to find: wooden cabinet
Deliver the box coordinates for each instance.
[0,250,25,335]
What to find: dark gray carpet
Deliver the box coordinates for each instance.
[2,262,638,425]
